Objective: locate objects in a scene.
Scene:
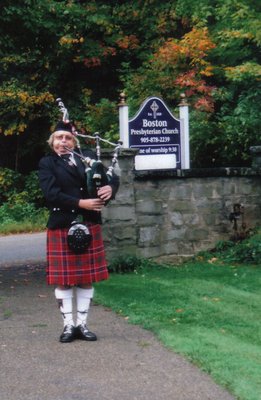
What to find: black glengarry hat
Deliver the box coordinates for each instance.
[54,121,73,133]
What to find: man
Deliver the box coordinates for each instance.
[38,121,119,342]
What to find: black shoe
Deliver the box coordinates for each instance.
[59,324,76,343]
[75,324,97,341]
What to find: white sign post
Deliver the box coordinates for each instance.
[179,94,190,169]
[118,92,129,148]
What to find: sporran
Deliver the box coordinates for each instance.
[67,223,92,254]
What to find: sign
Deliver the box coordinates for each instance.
[128,97,181,170]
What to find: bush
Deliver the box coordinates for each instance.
[0,168,24,205]
[0,200,48,234]
[0,200,36,223]
[0,167,47,234]
[108,255,146,274]
[197,229,261,265]
[0,168,45,208]
[24,171,45,207]
[222,234,261,264]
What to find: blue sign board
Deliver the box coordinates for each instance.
[129,97,181,169]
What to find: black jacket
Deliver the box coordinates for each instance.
[38,149,119,229]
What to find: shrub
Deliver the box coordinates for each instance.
[108,255,146,274]
[0,168,24,205]
[24,171,45,207]
[222,234,261,264]
[197,229,261,265]
[0,200,36,223]
[0,199,48,234]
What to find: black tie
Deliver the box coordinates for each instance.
[61,154,74,166]
[61,154,71,161]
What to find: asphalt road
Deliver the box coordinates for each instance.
[0,233,236,400]
[0,264,235,400]
[0,232,46,266]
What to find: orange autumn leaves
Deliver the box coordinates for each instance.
[77,35,139,68]
[153,27,216,112]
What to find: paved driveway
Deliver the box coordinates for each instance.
[0,233,236,400]
[0,232,46,266]
[0,264,235,400]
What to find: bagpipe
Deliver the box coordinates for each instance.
[56,98,122,198]
[56,98,121,254]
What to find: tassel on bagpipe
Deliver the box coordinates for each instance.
[56,98,121,198]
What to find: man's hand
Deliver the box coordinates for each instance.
[97,185,112,201]
[78,198,105,212]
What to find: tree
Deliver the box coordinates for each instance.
[0,0,260,170]
[123,0,261,166]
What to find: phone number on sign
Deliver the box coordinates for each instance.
[140,136,171,144]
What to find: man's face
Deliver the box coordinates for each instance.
[53,131,75,155]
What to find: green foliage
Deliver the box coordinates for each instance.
[214,87,261,165]
[0,200,37,223]
[82,97,119,141]
[0,167,46,234]
[225,242,260,264]
[0,167,44,207]
[24,171,45,207]
[0,167,48,233]
[0,168,24,204]
[213,239,235,252]
[0,0,260,168]
[107,254,149,274]
[0,78,54,137]
[197,228,261,264]
[0,203,48,234]
[123,0,261,166]
[222,231,261,264]
[0,187,46,221]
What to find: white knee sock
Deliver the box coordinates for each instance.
[55,288,74,327]
[76,287,94,326]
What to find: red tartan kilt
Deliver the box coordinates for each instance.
[46,223,109,286]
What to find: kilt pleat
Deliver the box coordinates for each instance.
[46,223,109,286]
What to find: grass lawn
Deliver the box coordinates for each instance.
[94,260,261,400]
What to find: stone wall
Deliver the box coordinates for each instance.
[102,150,261,263]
